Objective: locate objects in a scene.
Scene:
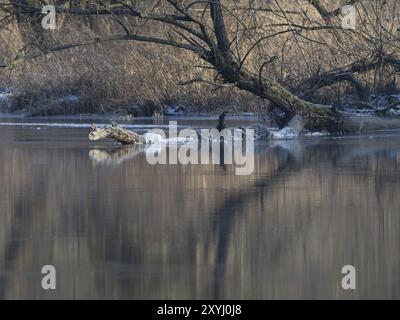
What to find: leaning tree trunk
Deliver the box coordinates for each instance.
[237,67,400,133]
[236,68,400,133]
[203,46,400,133]
[204,0,400,134]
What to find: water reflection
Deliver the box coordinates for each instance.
[0,126,400,299]
[89,145,148,166]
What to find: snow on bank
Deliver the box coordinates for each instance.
[270,127,298,140]
[341,93,400,116]
[57,94,79,104]
[0,89,13,107]
[304,131,330,137]
[164,105,184,116]
[269,128,330,140]
[0,91,12,101]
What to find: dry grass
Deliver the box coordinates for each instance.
[0,0,399,115]
[0,16,258,115]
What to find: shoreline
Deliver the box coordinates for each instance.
[0,111,261,121]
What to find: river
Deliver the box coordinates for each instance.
[0,116,400,299]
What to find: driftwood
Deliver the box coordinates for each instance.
[89,123,146,144]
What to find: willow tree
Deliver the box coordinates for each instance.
[2,0,400,133]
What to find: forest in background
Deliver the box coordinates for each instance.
[0,0,399,117]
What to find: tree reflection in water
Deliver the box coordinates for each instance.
[1,129,400,299]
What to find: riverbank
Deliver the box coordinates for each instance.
[1,88,400,120]
[0,89,259,117]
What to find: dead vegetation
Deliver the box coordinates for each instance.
[0,1,399,125]
[0,8,258,115]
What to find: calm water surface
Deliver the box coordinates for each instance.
[0,118,400,299]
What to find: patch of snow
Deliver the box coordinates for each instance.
[0,89,13,103]
[304,131,329,137]
[270,127,298,140]
[143,132,164,144]
[164,105,183,116]
[57,94,79,103]
[389,108,400,116]
[341,93,400,115]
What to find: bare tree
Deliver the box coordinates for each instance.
[2,0,400,133]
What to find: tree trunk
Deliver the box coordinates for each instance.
[203,53,400,133]
[202,0,400,134]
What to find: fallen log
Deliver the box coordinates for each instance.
[89,122,146,144]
